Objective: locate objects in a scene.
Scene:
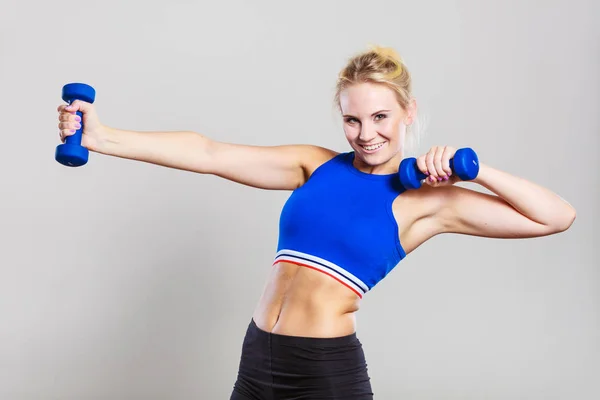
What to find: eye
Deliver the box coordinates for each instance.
[374,113,387,121]
[345,117,358,124]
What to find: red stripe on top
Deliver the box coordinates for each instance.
[272,259,363,299]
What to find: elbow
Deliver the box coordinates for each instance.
[549,205,576,233]
[192,133,217,174]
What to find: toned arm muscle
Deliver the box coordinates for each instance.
[99,127,337,190]
[435,164,576,239]
[437,186,559,238]
[204,140,337,190]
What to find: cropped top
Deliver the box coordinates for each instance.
[274,151,407,298]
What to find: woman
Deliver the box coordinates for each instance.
[56,46,576,399]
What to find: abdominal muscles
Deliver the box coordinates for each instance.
[252,262,362,338]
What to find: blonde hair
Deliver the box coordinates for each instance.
[334,45,412,109]
[334,45,425,154]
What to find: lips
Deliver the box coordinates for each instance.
[360,142,386,152]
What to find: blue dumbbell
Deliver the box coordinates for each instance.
[398,147,480,190]
[55,83,96,167]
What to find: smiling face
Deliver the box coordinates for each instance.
[339,82,415,174]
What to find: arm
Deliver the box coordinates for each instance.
[437,163,576,238]
[58,101,337,190]
[414,146,576,239]
[99,127,336,190]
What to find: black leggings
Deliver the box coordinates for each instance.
[230,319,374,400]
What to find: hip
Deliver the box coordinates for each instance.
[231,318,373,400]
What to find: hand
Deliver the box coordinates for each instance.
[57,100,106,152]
[416,145,461,187]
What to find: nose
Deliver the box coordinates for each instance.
[358,122,376,141]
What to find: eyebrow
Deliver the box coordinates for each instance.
[343,109,391,118]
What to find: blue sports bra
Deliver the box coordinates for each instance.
[274,151,407,298]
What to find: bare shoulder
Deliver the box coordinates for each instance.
[298,145,340,179]
[205,140,339,190]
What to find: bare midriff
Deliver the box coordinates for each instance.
[251,261,362,338]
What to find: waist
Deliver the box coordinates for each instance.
[252,261,361,338]
[273,249,372,298]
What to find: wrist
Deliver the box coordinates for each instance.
[93,125,121,155]
[471,162,492,186]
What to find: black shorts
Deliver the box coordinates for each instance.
[230,319,374,400]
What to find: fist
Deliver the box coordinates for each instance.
[416,145,460,187]
[57,100,104,151]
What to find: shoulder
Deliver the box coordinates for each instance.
[296,145,342,181]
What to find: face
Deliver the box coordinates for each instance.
[339,82,415,174]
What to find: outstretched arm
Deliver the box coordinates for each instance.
[101,127,334,190]
[416,146,576,239]
[58,100,337,190]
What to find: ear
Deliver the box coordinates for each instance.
[404,98,417,126]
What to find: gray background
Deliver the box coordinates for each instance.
[1,0,598,398]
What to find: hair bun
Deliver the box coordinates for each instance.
[368,44,403,64]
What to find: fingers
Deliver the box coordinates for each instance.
[441,146,453,178]
[418,146,456,186]
[60,99,91,114]
[57,103,82,142]
[416,153,436,185]
[425,148,438,181]
[416,154,428,179]
[58,112,77,122]
[433,148,446,179]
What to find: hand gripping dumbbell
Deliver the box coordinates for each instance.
[55,83,96,167]
[398,147,480,190]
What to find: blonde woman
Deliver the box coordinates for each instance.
[56,46,576,399]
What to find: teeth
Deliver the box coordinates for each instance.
[362,143,384,151]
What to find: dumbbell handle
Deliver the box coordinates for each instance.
[398,147,480,190]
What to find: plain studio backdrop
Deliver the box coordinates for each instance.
[1,0,598,399]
